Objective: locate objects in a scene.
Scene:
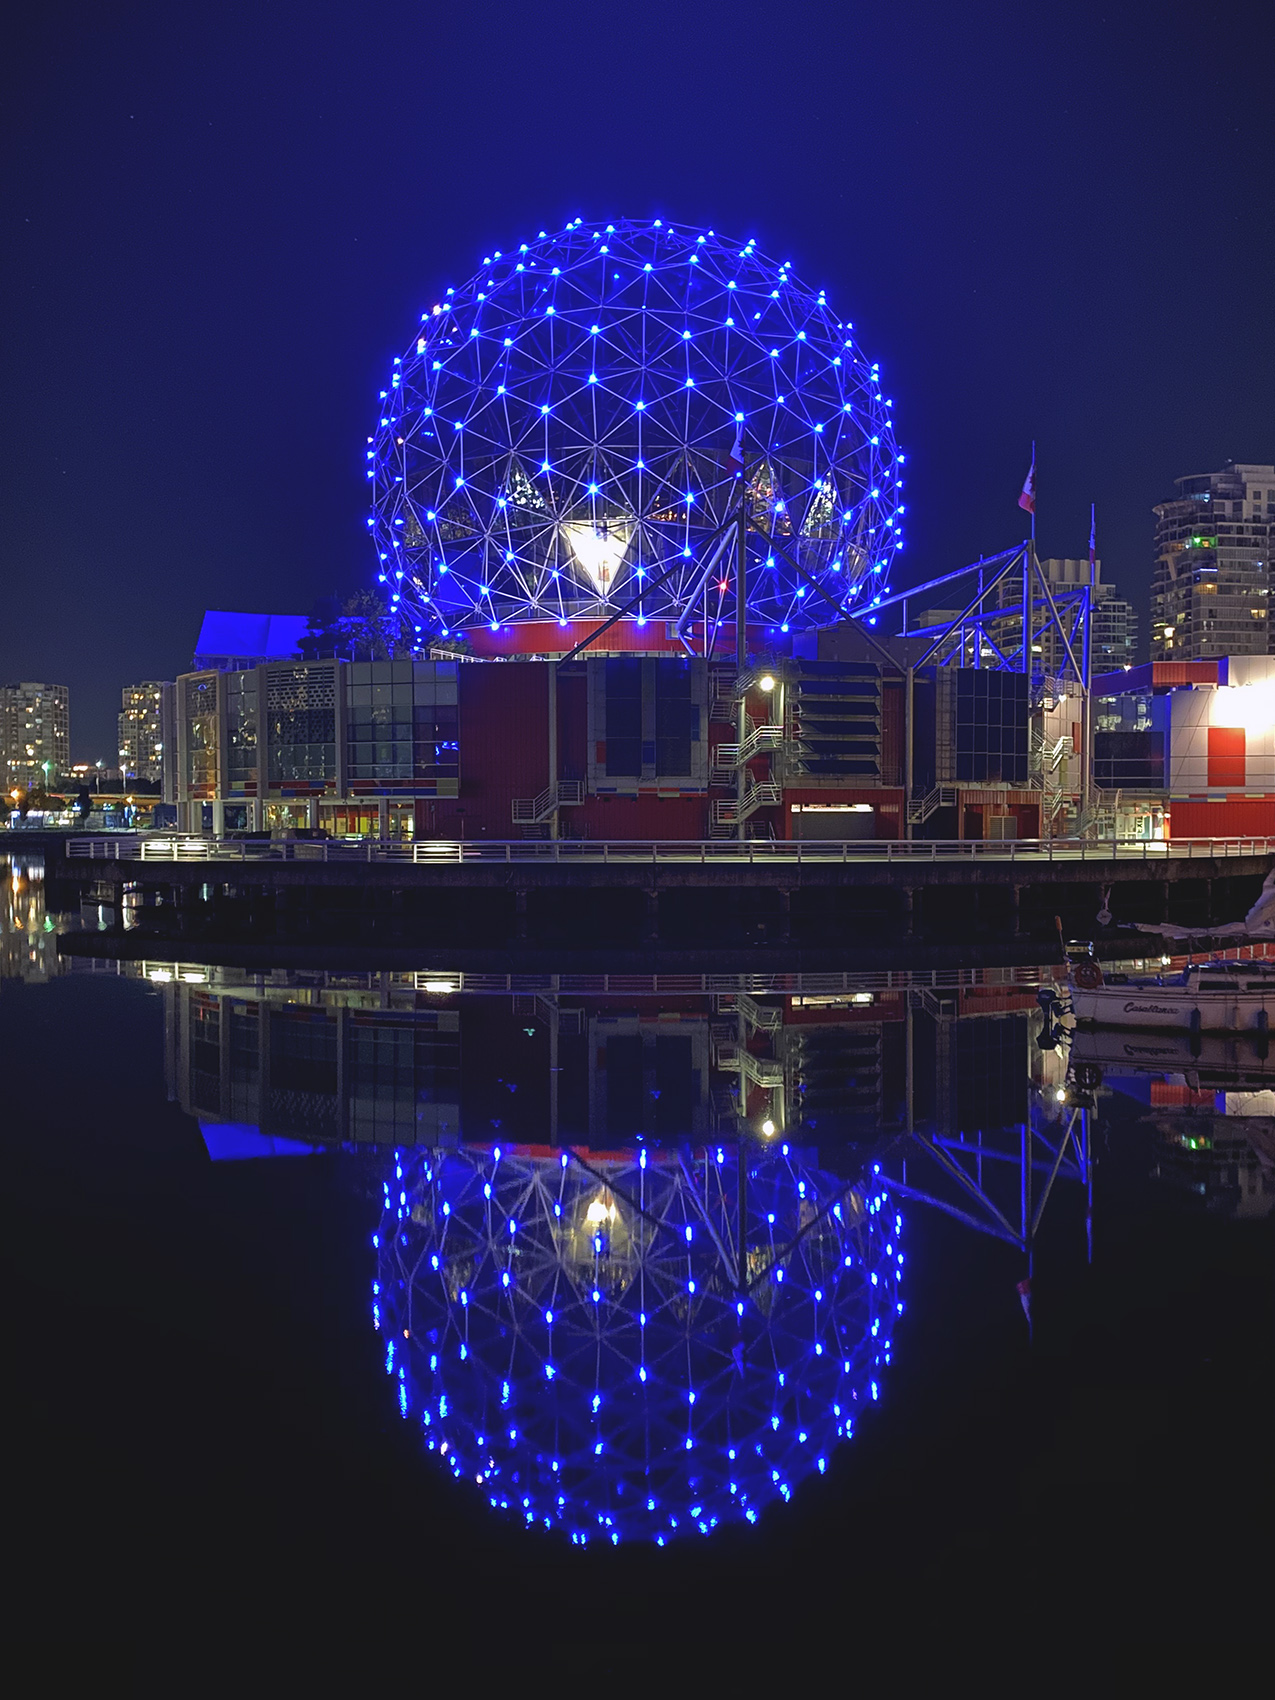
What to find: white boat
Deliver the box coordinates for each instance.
[1068,956,1275,1032]
[1068,1024,1275,1081]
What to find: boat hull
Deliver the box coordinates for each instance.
[1070,987,1275,1031]
[1069,1025,1275,1079]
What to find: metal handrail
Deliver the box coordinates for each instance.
[511,779,585,823]
[63,833,1275,867]
[906,785,957,824]
[711,781,783,826]
[715,724,786,769]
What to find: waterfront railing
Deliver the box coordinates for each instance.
[65,834,1275,866]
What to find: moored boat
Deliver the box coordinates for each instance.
[1068,954,1275,1032]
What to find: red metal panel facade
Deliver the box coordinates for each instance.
[1168,797,1275,838]
[557,668,589,789]
[572,794,709,840]
[880,676,905,788]
[1206,726,1246,788]
[1092,660,1219,695]
[438,661,549,839]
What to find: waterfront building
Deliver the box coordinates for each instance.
[173,224,1100,843]
[175,623,1054,841]
[176,651,459,838]
[1151,462,1274,660]
[118,681,176,797]
[1093,653,1275,837]
[1,681,69,790]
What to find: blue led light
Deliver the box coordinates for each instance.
[375,1066,901,1546]
[368,220,901,642]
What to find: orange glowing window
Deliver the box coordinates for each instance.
[1207,726,1245,788]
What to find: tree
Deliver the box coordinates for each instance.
[297,591,411,662]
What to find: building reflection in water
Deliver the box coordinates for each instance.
[70,953,1270,1537]
[375,1142,902,1543]
[0,857,61,983]
[148,963,1069,1153]
[139,961,1075,1541]
[1069,1027,1275,1219]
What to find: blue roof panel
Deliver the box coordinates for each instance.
[194,610,308,663]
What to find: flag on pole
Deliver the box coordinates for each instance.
[1089,503,1097,573]
[727,420,745,478]
[1018,451,1036,515]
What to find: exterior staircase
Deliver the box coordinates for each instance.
[714,722,785,769]
[711,780,782,830]
[737,993,783,1033]
[511,779,585,825]
[906,784,957,826]
[708,669,737,724]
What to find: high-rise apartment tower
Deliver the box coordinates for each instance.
[1151,462,1274,660]
[1,682,70,790]
[994,556,1137,675]
[118,681,175,788]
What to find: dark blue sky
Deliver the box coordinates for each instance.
[3,0,1272,757]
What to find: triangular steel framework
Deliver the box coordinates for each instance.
[843,542,1095,834]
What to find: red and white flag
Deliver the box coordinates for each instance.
[727,421,745,478]
[1018,451,1036,515]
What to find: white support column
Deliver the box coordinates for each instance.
[378,796,390,841]
[547,662,559,839]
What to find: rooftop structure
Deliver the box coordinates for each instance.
[192,610,310,672]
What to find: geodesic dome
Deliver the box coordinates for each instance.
[373,1143,904,1544]
[368,218,905,646]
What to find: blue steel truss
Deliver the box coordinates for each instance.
[864,544,1093,690]
[368,218,904,646]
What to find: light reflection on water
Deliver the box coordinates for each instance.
[5,850,1272,1547]
[375,1143,902,1543]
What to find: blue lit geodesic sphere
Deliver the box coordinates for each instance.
[373,1144,904,1544]
[368,218,905,642]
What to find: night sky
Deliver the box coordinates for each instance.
[3,1,1272,759]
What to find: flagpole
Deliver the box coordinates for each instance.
[1082,500,1096,835]
[1030,440,1036,546]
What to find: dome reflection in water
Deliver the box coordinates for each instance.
[374,1142,903,1543]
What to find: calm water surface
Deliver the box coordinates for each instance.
[4,851,1271,1638]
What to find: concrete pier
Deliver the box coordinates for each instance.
[52,834,1273,961]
